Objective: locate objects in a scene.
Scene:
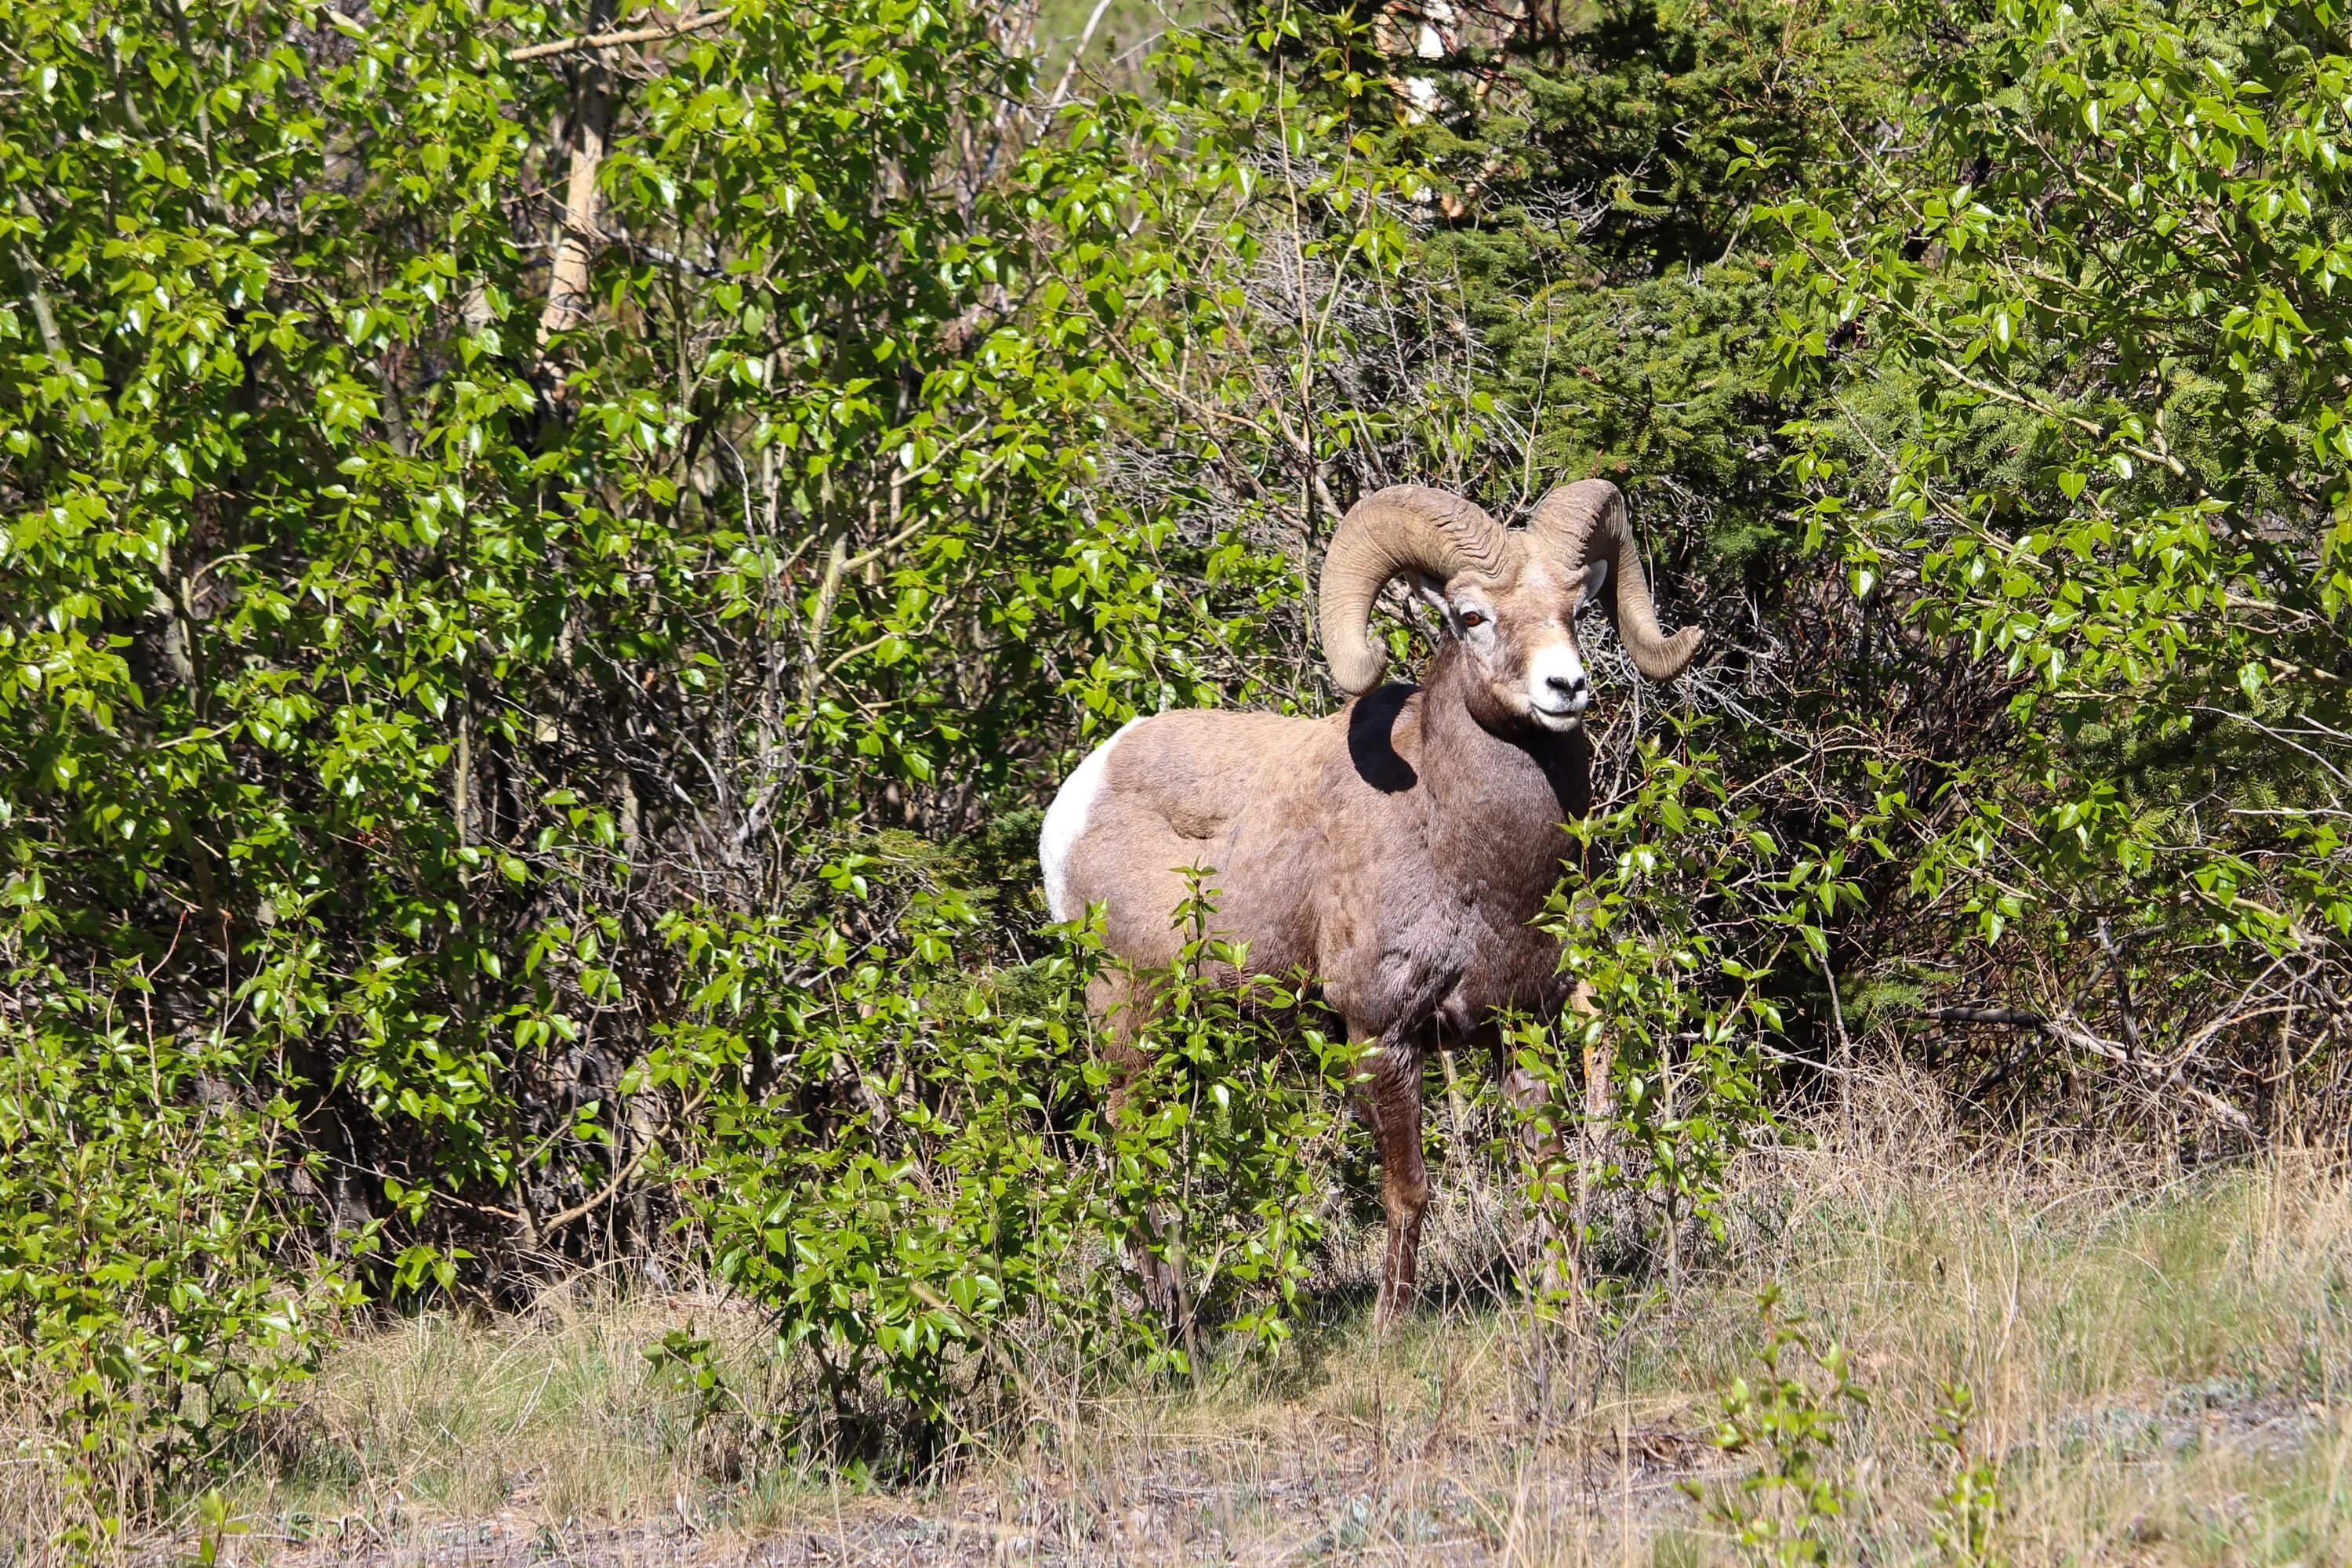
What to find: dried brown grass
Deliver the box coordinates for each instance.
[2,1385,72,1559]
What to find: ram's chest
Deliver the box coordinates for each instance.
[1439,742,1590,996]
[1317,777,1581,1036]
[1436,838,1578,1006]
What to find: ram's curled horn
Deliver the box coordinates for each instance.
[1319,485,1511,695]
[1525,478,1704,681]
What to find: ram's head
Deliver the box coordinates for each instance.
[1318,481,1703,733]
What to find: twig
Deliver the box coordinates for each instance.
[535,1084,704,1232]
[2094,917,2141,1062]
[906,1279,1052,1415]
[1929,356,2196,488]
[539,1144,647,1231]
[1820,948,1855,1098]
[611,230,724,279]
[1042,0,1117,113]
[1929,1005,2043,1027]
[12,195,61,356]
[2192,706,2352,815]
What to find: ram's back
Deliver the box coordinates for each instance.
[1040,702,1422,977]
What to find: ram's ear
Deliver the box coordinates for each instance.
[1576,558,1610,614]
[1412,571,1453,624]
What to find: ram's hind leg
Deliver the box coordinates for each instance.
[1094,967,1183,1323]
[1356,1025,1432,1328]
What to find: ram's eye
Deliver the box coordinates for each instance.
[1459,609,1486,629]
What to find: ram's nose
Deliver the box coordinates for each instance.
[1545,671,1590,712]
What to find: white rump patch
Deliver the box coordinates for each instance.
[1040,719,1140,922]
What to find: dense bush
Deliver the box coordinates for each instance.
[1777,0,2352,1131]
[0,0,1226,1437]
[0,0,1251,1522]
[0,1018,351,1539]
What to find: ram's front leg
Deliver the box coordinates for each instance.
[1356,1024,1432,1327]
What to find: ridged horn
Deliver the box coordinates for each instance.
[1318,485,1511,695]
[1524,479,1703,681]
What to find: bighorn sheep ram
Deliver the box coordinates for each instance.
[1040,481,1703,1319]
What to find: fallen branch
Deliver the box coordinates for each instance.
[1926,1005,2043,1027]
[1927,1003,2252,1131]
[539,1142,650,1231]
[535,1085,703,1232]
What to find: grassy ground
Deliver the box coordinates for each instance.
[185,1085,2352,1564]
[73,1081,2352,1564]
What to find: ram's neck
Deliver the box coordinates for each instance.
[1417,645,1593,875]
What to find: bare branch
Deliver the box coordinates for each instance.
[511,6,734,64]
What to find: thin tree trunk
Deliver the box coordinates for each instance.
[538,9,617,359]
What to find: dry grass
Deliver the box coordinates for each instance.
[52,1080,2352,1565]
[243,1279,779,1535]
[2,1389,71,1556]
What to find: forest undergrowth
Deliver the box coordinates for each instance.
[19,1076,2349,1566]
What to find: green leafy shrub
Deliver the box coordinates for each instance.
[1929,1382,2006,1568]
[0,1005,350,1544]
[0,0,1290,1512]
[1690,1283,1871,1567]
[662,899,1102,1461]
[665,875,1362,1461]
[1103,879,1365,1375]
[1531,720,1886,1278]
[1773,0,2352,1133]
